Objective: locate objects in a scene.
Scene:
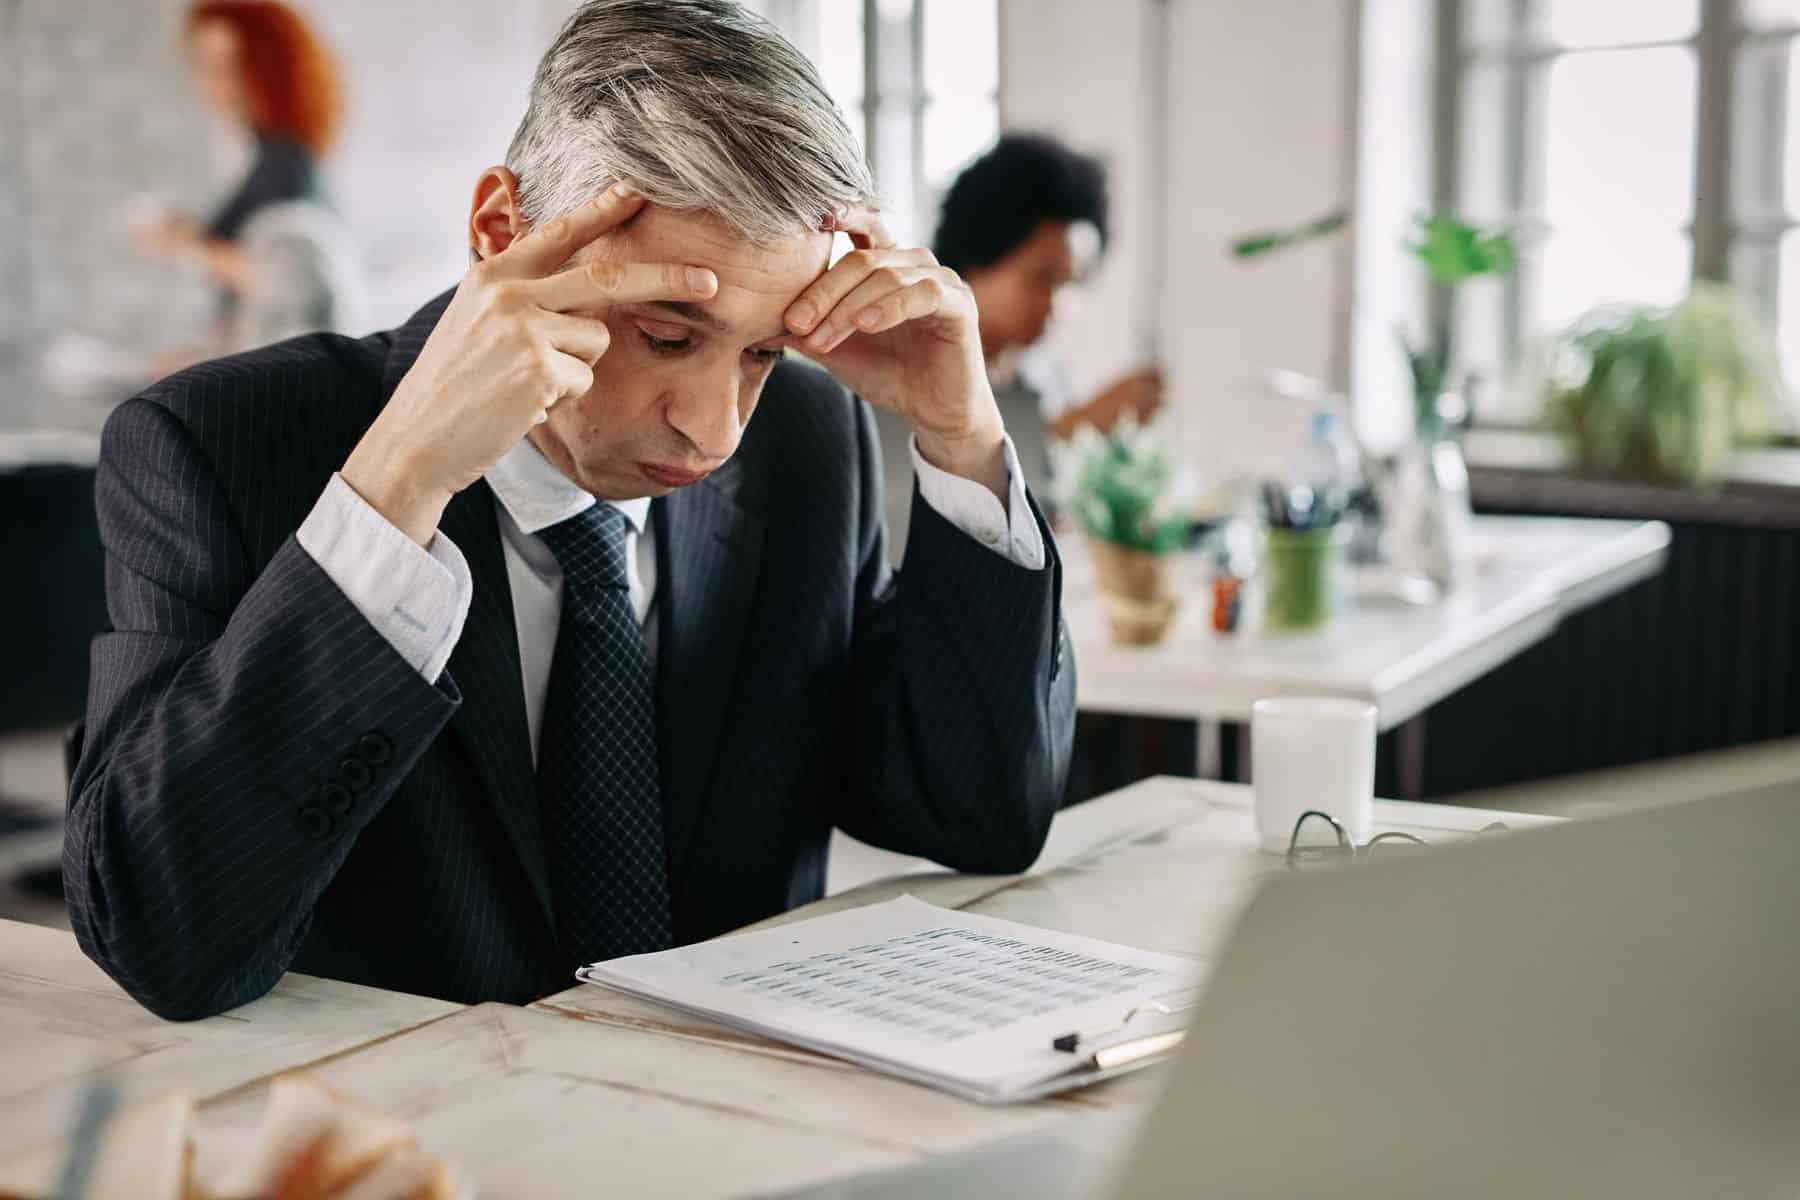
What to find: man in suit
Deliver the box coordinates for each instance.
[65,0,1075,1020]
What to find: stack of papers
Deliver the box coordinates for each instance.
[577,896,1200,1104]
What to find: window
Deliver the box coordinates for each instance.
[1448,0,1800,421]
[747,0,1001,246]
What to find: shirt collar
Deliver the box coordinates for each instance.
[484,437,651,538]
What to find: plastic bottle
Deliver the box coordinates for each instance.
[1275,409,1358,530]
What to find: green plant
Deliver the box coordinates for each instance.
[1230,211,1517,435]
[1408,213,1518,283]
[1541,283,1782,485]
[1399,215,1516,435]
[1229,211,1349,259]
[1054,422,1192,554]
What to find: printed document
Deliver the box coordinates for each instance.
[576,896,1199,1103]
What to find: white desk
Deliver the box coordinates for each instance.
[180,779,1550,1199]
[2,781,1556,1196]
[1067,516,1670,734]
[0,919,462,1156]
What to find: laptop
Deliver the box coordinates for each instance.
[771,783,1800,1198]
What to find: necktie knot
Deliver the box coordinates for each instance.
[539,504,633,597]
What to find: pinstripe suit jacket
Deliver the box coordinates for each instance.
[65,291,1076,1020]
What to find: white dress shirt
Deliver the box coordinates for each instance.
[297,432,1045,763]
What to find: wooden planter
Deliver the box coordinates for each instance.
[1087,537,1179,645]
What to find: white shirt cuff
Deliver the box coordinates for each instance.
[295,473,473,681]
[909,434,1047,570]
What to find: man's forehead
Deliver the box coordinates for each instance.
[581,204,831,304]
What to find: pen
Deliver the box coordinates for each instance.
[1088,1030,1185,1071]
[1052,992,1197,1053]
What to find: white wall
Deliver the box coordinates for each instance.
[1000,0,1364,485]
[1159,0,1360,482]
[998,0,1161,403]
[306,0,583,328]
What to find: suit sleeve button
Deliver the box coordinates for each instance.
[298,806,332,839]
[338,756,372,792]
[318,783,352,815]
[356,732,394,766]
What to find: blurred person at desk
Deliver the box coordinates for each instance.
[934,134,1162,505]
[133,0,364,368]
[67,0,1074,1020]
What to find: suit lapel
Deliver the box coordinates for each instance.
[656,466,765,889]
[380,288,554,932]
[438,484,555,931]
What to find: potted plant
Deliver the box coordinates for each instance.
[1054,421,1193,645]
[1540,283,1783,485]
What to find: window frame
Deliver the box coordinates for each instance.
[755,0,1000,246]
[1441,0,1795,425]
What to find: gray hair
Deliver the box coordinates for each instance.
[505,0,877,244]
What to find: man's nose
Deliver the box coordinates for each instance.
[664,368,744,463]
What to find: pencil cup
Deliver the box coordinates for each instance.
[1251,697,1376,853]
[1263,525,1348,632]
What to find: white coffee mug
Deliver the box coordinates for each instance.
[1251,697,1377,853]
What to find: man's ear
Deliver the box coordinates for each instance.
[469,166,527,261]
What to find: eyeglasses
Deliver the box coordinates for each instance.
[1285,809,1510,872]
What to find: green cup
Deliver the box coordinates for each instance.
[1264,526,1346,632]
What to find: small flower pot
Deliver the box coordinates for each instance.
[1087,537,1180,645]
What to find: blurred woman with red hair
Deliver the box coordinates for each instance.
[137,1,362,358]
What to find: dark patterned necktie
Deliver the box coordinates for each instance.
[535,504,672,965]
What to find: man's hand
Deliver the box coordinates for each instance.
[782,209,1007,501]
[341,185,719,545]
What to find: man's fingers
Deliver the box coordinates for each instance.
[528,257,719,313]
[807,266,930,353]
[494,183,648,278]
[540,350,595,417]
[803,265,960,354]
[828,205,898,251]
[783,247,933,339]
[840,278,948,340]
[536,311,612,366]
